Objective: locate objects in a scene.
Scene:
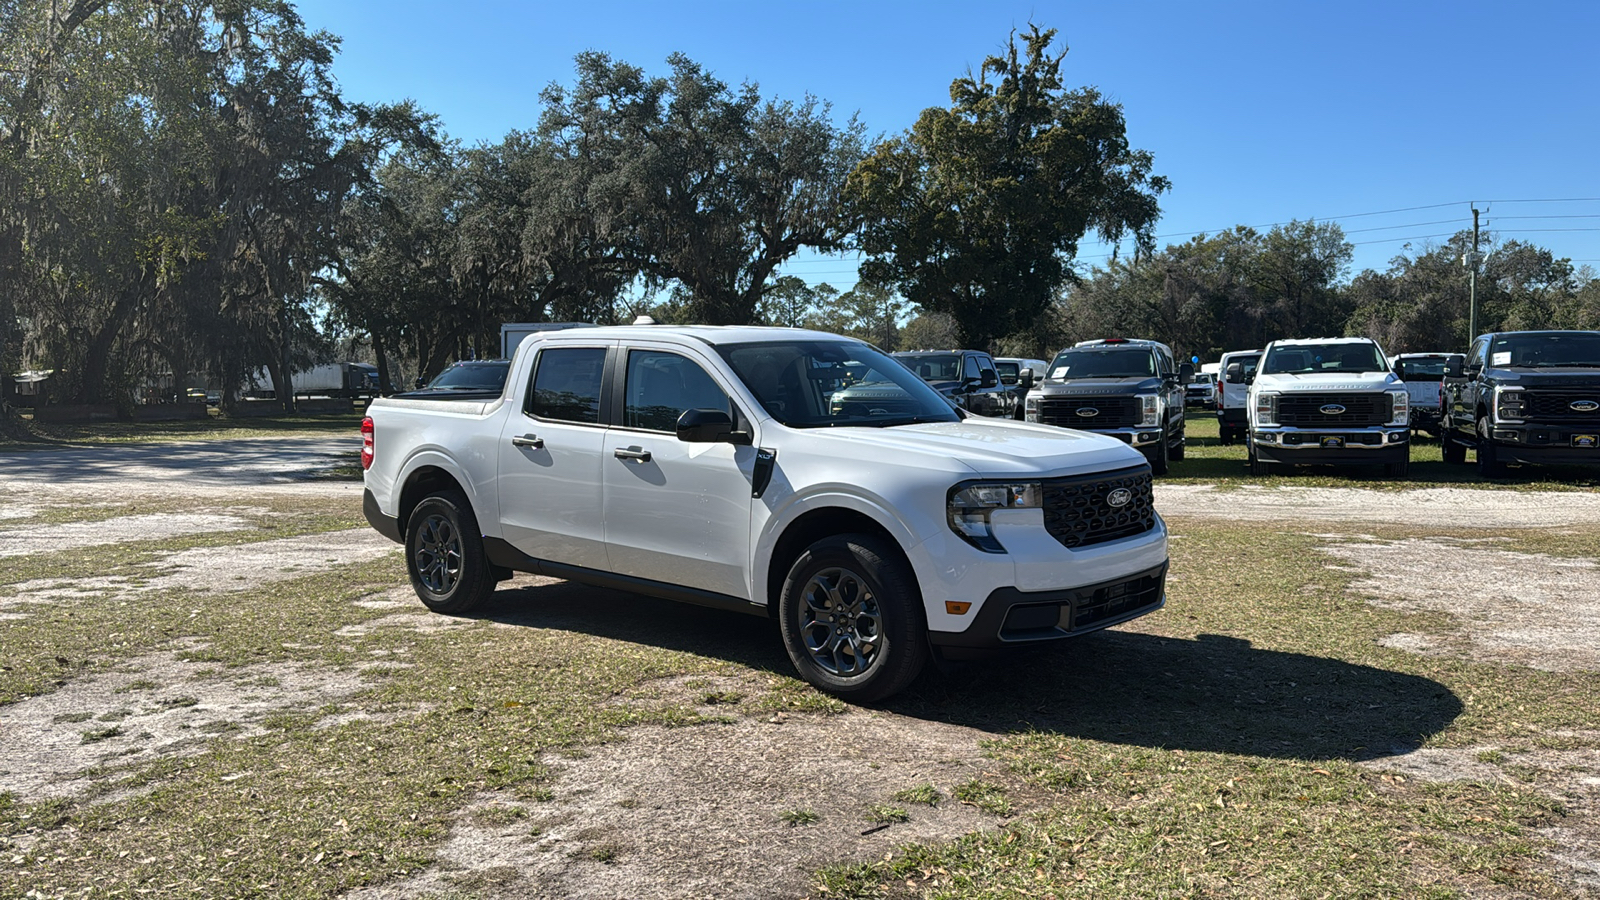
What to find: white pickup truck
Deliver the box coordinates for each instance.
[361,325,1168,701]
[1242,337,1411,477]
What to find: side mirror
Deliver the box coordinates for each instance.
[980,370,999,388]
[1392,363,1406,380]
[1224,363,1243,384]
[677,408,740,443]
[1179,362,1195,383]
[414,376,426,389]
[1443,357,1462,378]
[1018,368,1035,390]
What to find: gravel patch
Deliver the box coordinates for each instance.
[0,513,253,558]
[0,650,370,802]
[342,700,1001,900]
[3,528,400,611]
[1158,484,1600,527]
[1319,536,1600,672]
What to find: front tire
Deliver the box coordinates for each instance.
[405,489,496,614]
[1385,456,1411,478]
[1476,417,1507,478]
[778,535,928,703]
[1248,440,1274,476]
[1168,425,1186,461]
[1145,431,1170,475]
[1441,429,1467,464]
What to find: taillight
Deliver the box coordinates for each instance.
[361,416,374,470]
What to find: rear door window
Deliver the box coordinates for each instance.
[527,347,607,424]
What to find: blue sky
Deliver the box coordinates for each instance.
[300,0,1600,291]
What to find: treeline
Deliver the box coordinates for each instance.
[3,4,1595,414]
[1044,225,1600,362]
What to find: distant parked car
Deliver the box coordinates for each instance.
[993,357,1048,419]
[397,360,512,400]
[1389,353,1453,435]
[887,349,1017,418]
[1215,349,1262,445]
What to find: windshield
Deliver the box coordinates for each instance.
[424,361,511,391]
[1047,348,1155,380]
[893,353,961,382]
[1397,358,1448,380]
[1261,343,1386,375]
[1488,332,1600,368]
[720,340,961,428]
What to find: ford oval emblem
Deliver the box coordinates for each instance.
[1107,488,1133,508]
[1075,407,1100,418]
[1571,399,1600,413]
[1319,404,1347,415]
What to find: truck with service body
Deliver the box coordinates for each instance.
[361,325,1169,701]
[1022,338,1191,475]
[1241,337,1411,477]
[1439,330,1600,476]
[1388,352,1454,435]
[1214,349,1261,445]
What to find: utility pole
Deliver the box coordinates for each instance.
[1467,207,1481,339]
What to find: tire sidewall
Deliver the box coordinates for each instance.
[405,490,493,614]
[777,535,928,703]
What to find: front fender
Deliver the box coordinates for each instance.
[751,486,929,608]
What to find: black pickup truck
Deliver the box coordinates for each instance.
[1439,330,1600,476]
[1023,338,1192,475]
[884,349,1021,418]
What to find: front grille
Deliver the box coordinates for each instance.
[1041,466,1156,549]
[1277,393,1390,427]
[1037,396,1141,428]
[1522,390,1600,424]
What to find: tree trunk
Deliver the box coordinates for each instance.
[275,301,295,413]
[76,265,153,406]
[373,330,394,394]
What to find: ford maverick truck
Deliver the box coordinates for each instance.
[1439,330,1600,476]
[361,326,1169,701]
[1241,337,1411,477]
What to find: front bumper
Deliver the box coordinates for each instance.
[1485,424,1600,466]
[1251,427,1410,465]
[927,562,1167,657]
[1074,426,1165,448]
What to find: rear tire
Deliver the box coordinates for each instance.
[778,535,928,703]
[405,489,496,614]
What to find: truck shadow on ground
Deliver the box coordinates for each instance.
[474,582,1461,764]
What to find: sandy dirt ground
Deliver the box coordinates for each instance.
[3,438,1599,897]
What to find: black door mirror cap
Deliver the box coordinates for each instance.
[980,370,999,388]
[677,408,746,444]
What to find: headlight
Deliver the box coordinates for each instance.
[1388,390,1409,426]
[1137,393,1159,426]
[1254,392,1277,426]
[1024,394,1040,423]
[1495,387,1525,422]
[948,481,1043,553]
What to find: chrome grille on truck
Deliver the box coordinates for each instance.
[1276,393,1390,427]
[1523,390,1600,423]
[1037,396,1141,428]
[1041,466,1156,549]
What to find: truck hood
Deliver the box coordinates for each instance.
[1034,376,1163,396]
[1254,371,1400,392]
[1483,366,1600,386]
[813,419,1148,478]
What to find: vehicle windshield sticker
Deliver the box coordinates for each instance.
[1492,351,1511,366]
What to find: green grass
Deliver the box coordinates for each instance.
[1167,410,1600,490]
[3,491,1597,898]
[0,412,365,450]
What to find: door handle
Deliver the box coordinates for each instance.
[511,434,544,449]
[614,446,652,463]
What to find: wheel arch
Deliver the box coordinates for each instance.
[763,506,912,618]
[396,464,470,540]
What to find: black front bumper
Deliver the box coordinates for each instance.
[928,563,1167,658]
[363,488,404,544]
[1486,425,1600,466]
